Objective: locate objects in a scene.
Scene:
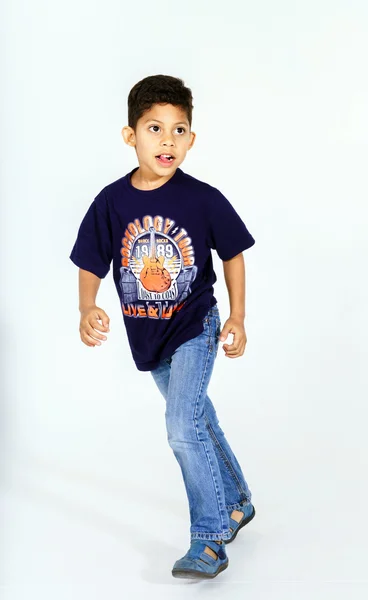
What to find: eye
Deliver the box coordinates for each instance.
[148,125,186,134]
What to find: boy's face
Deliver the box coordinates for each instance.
[122,103,195,176]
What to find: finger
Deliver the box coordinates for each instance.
[223,335,239,352]
[224,348,240,356]
[223,338,245,352]
[224,342,238,352]
[88,322,108,339]
[224,342,246,356]
[96,312,110,329]
[85,327,107,344]
[92,319,110,333]
[81,332,102,346]
[81,336,95,347]
[224,332,246,351]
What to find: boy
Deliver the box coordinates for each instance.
[69,74,256,579]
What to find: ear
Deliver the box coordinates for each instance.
[121,126,136,147]
[188,130,196,150]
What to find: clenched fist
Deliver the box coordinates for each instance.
[79,305,110,347]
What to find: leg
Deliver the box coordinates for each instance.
[152,362,252,535]
[166,320,230,540]
[151,362,252,510]
[152,358,225,561]
[151,311,252,513]
[151,305,232,541]
[204,394,252,510]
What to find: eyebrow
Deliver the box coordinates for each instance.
[144,118,188,126]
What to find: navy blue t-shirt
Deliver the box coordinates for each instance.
[69,166,255,371]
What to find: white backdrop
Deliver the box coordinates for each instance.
[1,1,367,598]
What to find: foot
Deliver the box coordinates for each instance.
[203,510,243,558]
[172,539,228,579]
[229,509,243,534]
[204,539,224,560]
[224,503,256,545]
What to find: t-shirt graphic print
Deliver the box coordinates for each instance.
[120,215,198,321]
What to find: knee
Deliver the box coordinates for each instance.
[165,408,207,447]
[165,410,186,446]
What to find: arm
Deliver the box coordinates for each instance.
[79,268,102,312]
[222,252,246,320]
[219,253,248,358]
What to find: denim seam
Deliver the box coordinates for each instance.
[206,420,248,497]
[203,313,220,346]
[192,342,228,534]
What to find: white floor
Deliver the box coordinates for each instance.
[1,447,367,600]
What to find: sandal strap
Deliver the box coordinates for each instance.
[229,515,243,530]
[201,539,225,555]
[187,539,226,561]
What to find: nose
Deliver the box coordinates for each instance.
[161,133,175,147]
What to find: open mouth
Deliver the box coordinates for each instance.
[155,154,175,164]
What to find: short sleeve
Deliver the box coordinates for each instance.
[206,189,255,261]
[69,189,113,279]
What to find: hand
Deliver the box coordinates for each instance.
[218,316,247,358]
[79,305,110,347]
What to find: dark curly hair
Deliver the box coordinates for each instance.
[127,74,194,131]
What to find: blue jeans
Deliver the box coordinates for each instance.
[150,303,252,541]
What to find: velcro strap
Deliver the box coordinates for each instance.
[229,515,243,530]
